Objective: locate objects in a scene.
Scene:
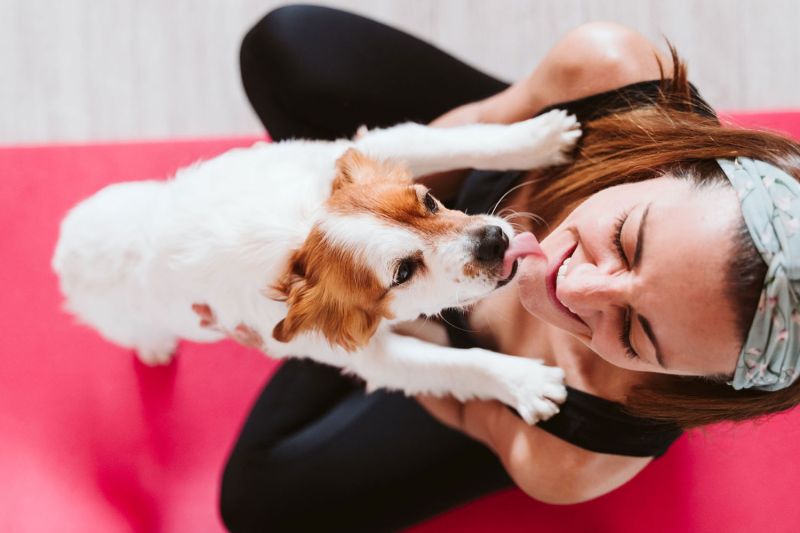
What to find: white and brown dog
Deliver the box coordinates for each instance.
[52,111,579,423]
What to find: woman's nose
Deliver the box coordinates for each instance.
[557,264,628,314]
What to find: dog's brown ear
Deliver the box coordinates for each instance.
[270,229,392,351]
[269,228,391,351]
[332,148,374,191]
[267,250,305,302]
[270,249,310,339]
[323,296,389,352]
[271,277,315,344]
[272,276,387,352]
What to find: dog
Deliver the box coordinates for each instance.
[52,110,580,423]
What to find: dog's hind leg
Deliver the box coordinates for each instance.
[134,332,178,366]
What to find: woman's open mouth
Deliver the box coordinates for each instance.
[547,244,585,324]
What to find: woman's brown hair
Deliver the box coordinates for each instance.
[523,46,800,429]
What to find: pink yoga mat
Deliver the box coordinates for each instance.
[2,115,799,532]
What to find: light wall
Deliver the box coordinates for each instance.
[3,0,799,144]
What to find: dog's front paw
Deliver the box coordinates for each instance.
[503,109,582,169]
[492,357,567,424]
[531,109,582,165]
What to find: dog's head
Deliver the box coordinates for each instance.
[271,149,533,351]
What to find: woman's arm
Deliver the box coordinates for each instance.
[420,21,671,200]
[417,394,651,504]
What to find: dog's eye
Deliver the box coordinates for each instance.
[392,258,418,286]
[423,191,439,213]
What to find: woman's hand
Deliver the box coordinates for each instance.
[417,391,653,505]
[415,394,506,448]
[428,100,485,128]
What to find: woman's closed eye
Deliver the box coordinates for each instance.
[611,210,639,359]
[619,306,638,360]
[611,210,631,269]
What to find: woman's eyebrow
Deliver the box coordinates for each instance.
[638,315,667,369]
[631,203,652,270]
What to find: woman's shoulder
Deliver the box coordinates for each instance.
[478,398,654,504]
[537,79,717,125]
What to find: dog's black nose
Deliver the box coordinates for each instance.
[475,225,509,263]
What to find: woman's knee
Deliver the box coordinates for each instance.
[240,4,344,76]
[537,21,670,101]
[240,5,357,139]
[219,448,284,532]
[218,450,252,532]
[239,6,317,138]
[240,6,303,77]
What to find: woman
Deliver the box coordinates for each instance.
[220,5,800,531]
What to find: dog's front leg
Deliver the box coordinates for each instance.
[348,332,566,424]
[352,110,581,177]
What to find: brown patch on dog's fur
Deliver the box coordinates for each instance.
[271,227,393,351]
[331,149,472,239]
[269,149,497,351]
[462,263,481,279]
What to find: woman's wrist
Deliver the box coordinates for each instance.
[416,395,499,449]
[429,100,485,128]
[459,399,500,447]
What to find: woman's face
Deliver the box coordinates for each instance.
[516,176,743,377]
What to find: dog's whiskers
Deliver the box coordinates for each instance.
[489,179,542,216]
[498,209,549,232]
[434,308,479,334]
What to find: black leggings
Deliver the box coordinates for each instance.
[222,5,514,532]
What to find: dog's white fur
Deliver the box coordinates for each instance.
[52,110,579,423]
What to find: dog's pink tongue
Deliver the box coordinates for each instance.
[502,232,545,278]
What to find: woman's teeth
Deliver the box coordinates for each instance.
[557,257,571,280]
[555,257,579,315]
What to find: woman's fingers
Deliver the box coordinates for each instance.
[416,394,466,431]
[417,394,507,448]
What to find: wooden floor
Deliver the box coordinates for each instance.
[3,0,799,144]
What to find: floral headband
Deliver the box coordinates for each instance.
[718,157,800,391]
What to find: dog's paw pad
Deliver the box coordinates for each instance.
[533,110,582,164]
[514,397,561,425]
[498,360,567,425]
[497,110,582,170]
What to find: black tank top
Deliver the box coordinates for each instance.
[442,80,716,457]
